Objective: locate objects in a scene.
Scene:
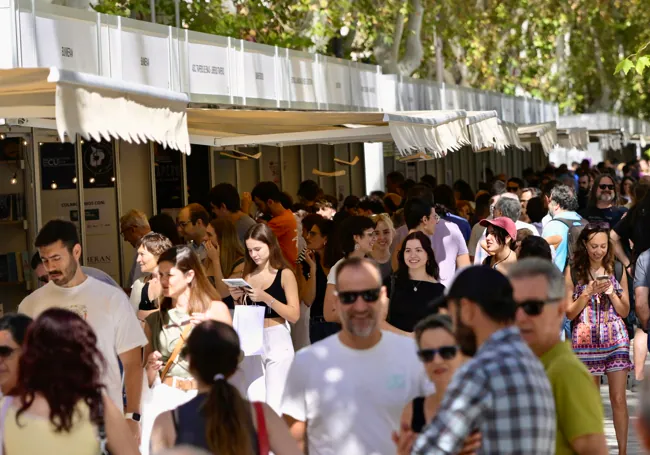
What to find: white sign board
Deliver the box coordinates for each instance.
[238,51,276,100]
[351,69,378,109]
[322,62,351,106]
[187,42,229,96]
[288,57,317,103]
[113,29,170,89]
[20,14,99,74]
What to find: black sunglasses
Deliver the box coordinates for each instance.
[507,186,519,192]
[599,184,615,190]
[516,298,561,316]
[0,346,16,358]
[417,346,458,362]
[336,288,381,304]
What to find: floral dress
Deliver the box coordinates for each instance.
[571,276,633,375]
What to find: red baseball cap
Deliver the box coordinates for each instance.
[480,217,517,240]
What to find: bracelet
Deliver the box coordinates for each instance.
[268,298,276,307]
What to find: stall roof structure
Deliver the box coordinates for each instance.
[187,108,533,158]
[0,67,190,154]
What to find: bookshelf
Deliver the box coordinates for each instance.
[0,136,31,300]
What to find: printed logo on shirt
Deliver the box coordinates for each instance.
[67,304,88,320]
[386,374,406,390]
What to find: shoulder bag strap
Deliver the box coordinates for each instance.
[0,397,13,455]
[253,402,269,455]
[160,323,193,380]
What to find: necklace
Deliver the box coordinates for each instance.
[413,280,422,292]
[491,250,512,269]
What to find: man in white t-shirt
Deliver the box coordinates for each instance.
[281,257,433,454]
[18,220,147,442]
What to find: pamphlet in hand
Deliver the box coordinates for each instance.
[222,278,254,289]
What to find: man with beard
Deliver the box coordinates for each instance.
[281,257,433,454]
[511,258,606,455]
[580,174,627,228]
[18,220,147,443]
[411,266,556,455]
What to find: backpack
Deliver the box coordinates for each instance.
[552,217,589,267]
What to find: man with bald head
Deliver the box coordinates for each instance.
[282,257,433,454]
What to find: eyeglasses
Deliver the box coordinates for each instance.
[335,288,381,304]
[507,186,519,192]
[599,184,615,190]
[0,346,16,358]
[516,298,561,316]
[417,346,458,362]
[176,220,191,228]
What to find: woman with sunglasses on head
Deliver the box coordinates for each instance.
[0,308,139,455]
[203,218,246,305]
[297,214,339,344]
[370,213,396,283]
[130,232,173,319]
[388,232,445,332]
[479,217,518,274]
[323,215,376,323]
[393,315,467,454]
[230,223,300,414]
[143,246,232,451]
[565,223,631,455]
[150,320,301,455]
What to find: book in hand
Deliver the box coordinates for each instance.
[222,278,253,289]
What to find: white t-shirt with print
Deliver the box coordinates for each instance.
[281,331,434,455]
[18,276,147,411]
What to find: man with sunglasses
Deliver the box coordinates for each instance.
[580,174,627,228]
[282,257,433,455]
[412,266,556,455]
[510,258,607,455]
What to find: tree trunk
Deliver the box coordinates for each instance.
[396,0,424,76]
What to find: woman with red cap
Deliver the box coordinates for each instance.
[479,217,518,273]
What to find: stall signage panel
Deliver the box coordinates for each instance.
[187,42,229,96]
[324,62,351,106]
[26,16,98,73]
[399,82,418,110]
[289,57,317,103]
[241,51,276,100]
[351,69,378,109]
[119,30,170,89]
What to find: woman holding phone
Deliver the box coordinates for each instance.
[231,224,300,414]
[565,223,631,455]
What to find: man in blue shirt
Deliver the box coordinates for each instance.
[542,185,582,272]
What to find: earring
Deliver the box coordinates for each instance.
[354,244,360,251]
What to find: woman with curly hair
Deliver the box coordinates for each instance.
[0,308,139,454]
[565,223,631,455]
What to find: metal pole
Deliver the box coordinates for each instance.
[435,31,444,84]
[75,136,87,265]
[174,0,180,29]
[150,0,156,23]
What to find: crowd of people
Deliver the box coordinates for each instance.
[4,156,650,454]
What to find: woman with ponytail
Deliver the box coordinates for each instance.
[150,320,300,455]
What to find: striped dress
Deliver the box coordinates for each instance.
[571,276,633,375]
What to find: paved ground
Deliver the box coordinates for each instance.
[602,379,641,454]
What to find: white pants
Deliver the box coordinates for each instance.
[261,323,295,413]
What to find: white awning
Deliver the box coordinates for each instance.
[518,122,558,155]
[0,67,190,154]
[187,108,514,158]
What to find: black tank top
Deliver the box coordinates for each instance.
[256,269,288,319]
[173,393,259,451]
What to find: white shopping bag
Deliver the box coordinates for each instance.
[233,305,266,356]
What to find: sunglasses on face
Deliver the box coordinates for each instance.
[0,346,16,358]
[599,184,615,190]
[507,186,519,192]
[417,346,458,362]
[516,298,561,316]
[336,288,381,304]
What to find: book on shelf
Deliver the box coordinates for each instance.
[0,252,28,283]
[0,194,24,221]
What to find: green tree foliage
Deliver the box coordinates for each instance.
[93,0,650,118]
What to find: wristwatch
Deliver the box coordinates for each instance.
[125,412,141,422]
